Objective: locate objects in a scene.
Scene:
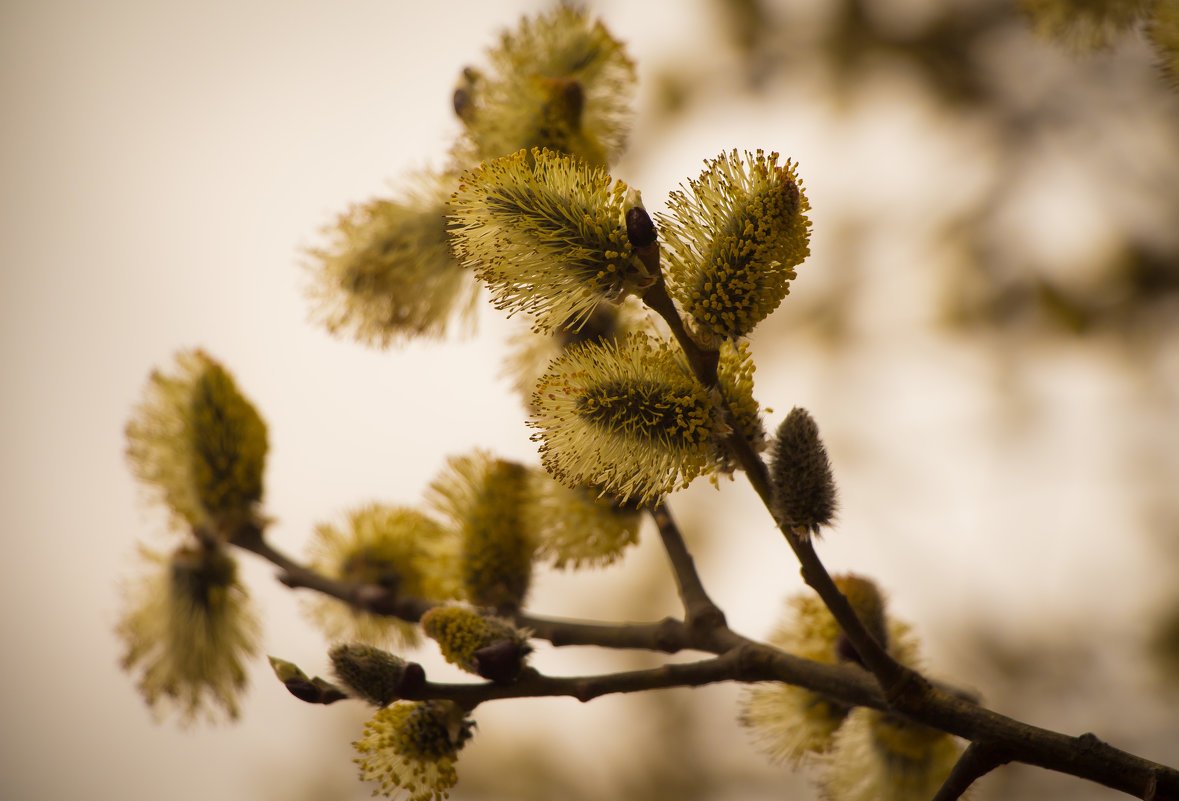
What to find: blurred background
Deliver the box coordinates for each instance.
[2,0,1178,799]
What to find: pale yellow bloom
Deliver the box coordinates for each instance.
[125,349,268,536]
[454,6,636,166]
[117,544,260,724]
[524,468,642,569]
[304,504,460,648]
[658,149,811,343]
[530,333,725,506]
[354,701,474,801]
[450,148,655,334]
[817,708,962,801]
[739,576,917,765]
[306,174,478,347]
[425,451,536,611]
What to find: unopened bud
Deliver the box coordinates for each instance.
[770,407,837,537]
[625,204,657,249]
[268,655,347,705]
[268,655,307,684]
[453,67,481,121]
[330,643,421,707]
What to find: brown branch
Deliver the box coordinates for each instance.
[640,275,719,381]
[231,523,706,654]
[404,651,753,706]
[515,612,695,653]
[397,644,883,710]
[232,520,1179,798]
[931,741,1012,801]
[230,523,436,620]
[649,503,726,630]
[641,278,911,698]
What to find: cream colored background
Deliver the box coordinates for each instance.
[3,1,1178,800]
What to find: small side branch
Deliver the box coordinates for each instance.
[404,651,752,707]
[231,523,703,654]
[515,612,695,653]
[649,503,726,631]
[931,741,1012,801]
[231,523,436,621]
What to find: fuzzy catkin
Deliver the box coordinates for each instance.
[769,407,837,536]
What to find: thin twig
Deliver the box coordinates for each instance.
[649,503,726,630]
[404,649,756,706]
[231,523,435,620]
[931,741,1011,801]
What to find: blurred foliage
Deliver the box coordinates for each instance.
[606,1,1179,798]
[637,0,1179,342]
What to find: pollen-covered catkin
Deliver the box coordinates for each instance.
[529,333,723,505]
[305,175,477,348]
[658,149,811,343]
[426,452,536,611]
[354,700,474,801]
[116,544,260,723]
[125,349,268,536]
[449,148,654,333]
[303,505,460,648]
[421,605,531,683]
[451,6,636,166]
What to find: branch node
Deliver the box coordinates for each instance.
[654,617,687,652]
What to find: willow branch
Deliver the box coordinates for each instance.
[641,278,910,698]
[408,649,754,706]
[230,524,436,621]
[514,612,695,652]
[649,503,725,629]
[230,523,703,653]
[640,274,719,382]
[931,741,1012,801]
[233,520,1179,798]
[392,643,888,713]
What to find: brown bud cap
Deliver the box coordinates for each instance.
[769,407,837,537]
[453,66,480,122]
[626,205,658,249]
[396,662,427,697]
[473,639,528,684]
[285,676,348,705]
